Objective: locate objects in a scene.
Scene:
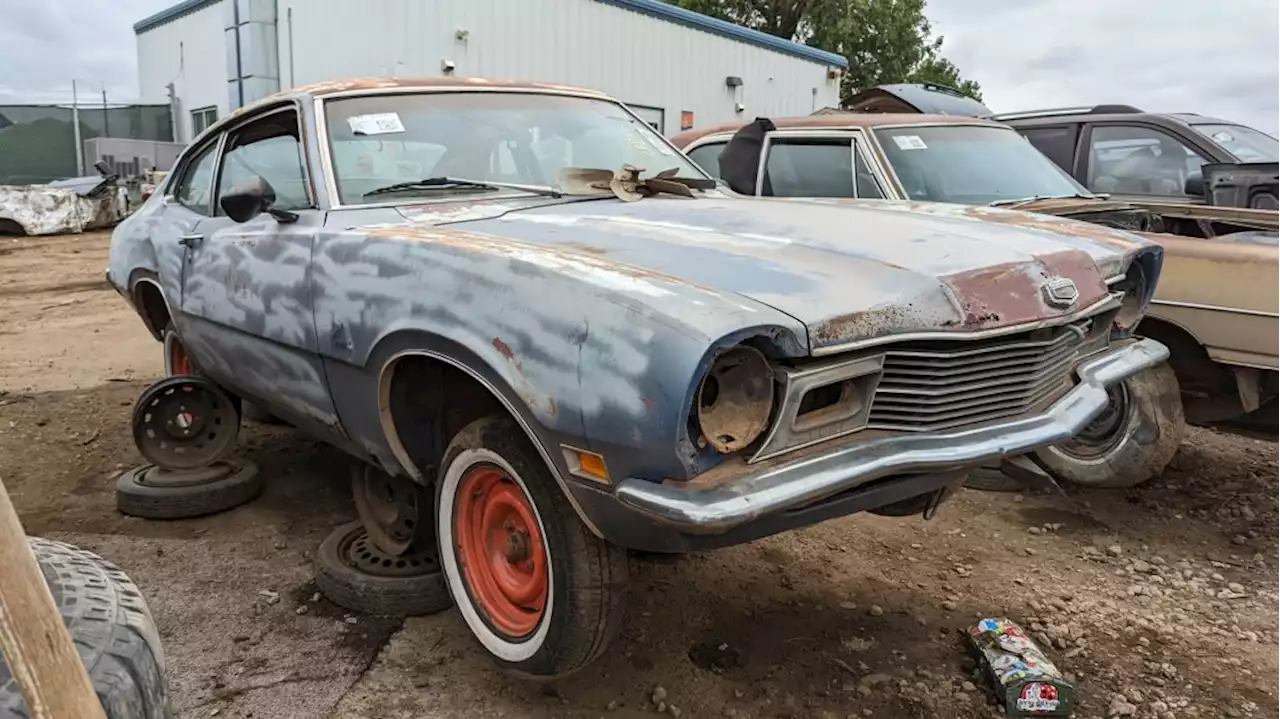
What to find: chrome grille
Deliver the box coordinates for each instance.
[868,324,1089,432]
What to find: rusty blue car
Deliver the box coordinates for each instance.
[108,77,1168,678]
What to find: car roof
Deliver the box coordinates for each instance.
[286,76,609,99]
[669,113,1009,148]
[996,108,1236,128]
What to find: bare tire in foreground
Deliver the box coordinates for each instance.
[437,416,629,679]
[116,459,262,519]
[0,538,168,719]
[314,521,451,616]
[1033,362,1185,488]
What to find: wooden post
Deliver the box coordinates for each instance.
[0,476,107,719]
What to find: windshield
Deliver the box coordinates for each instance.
[1193,124,1279,163]
[873,125,1088,205]
[323,92,706,204]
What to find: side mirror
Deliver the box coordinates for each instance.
[219,175,298,223]
[1183,172,1205,198]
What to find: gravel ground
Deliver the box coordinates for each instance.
[2,232,1276,719]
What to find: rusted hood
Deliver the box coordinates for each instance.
[394,196,1143,354]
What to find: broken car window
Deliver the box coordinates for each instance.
[173,142,219,216]
[323,93,707,205]
[874,125,1085,205]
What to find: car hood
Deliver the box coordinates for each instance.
[395,195,1145,354]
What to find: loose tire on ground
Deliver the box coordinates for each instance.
[314,522,451,616]
[0,538,169,719]
[436,416,629,680]
[116,459,262,520]
[1033,362,1185,488]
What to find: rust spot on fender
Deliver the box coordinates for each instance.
[491,337,515,360]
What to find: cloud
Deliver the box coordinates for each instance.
[0,0,171,106]
[927,0,1280,136]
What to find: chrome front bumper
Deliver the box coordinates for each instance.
[615,338,1169,534]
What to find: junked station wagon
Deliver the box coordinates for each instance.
[110,77,1168,677]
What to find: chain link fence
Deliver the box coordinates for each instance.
[0,104,174,185]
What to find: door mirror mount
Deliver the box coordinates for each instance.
[219,175,299,224]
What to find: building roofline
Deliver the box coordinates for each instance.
[133,0,218,33]
[134,0,849,68]
[595,0,847,67]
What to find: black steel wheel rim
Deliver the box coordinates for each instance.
[132,377,238,470]
[339,526,439,578]
[353,465,430,556]
[1057,383,1131,459]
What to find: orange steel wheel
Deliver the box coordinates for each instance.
[165,330,195,376]
[453,465,548,637]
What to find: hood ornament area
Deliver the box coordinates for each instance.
[1041,277,1079,309]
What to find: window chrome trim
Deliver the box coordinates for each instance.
[1150,299,1280,318]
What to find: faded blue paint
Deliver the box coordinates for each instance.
[108,81,1158,549]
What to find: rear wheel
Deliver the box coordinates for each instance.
[1033,362,1184,488]
[436,416,628,679]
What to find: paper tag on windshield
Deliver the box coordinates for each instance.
[893,135,928,150]
[347,113,405,135]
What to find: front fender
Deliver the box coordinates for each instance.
[312,225,808,490]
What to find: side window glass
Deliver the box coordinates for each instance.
[764,138,854,198]
[1021,125,1079,171]
[1087,125,1208,197]
[217,111,310,213]
[853,145,884,199]
[173,143,218,215]
[686,142,727,179]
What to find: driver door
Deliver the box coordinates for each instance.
[178,105,343,437]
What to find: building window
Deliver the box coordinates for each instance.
[191,107,218,136]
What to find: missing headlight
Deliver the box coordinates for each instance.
[697,346,775,453]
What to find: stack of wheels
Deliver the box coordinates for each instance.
[0,538,168,719]
[964,363,1184,492]
[314,463,452,617]
[116,375,264,520]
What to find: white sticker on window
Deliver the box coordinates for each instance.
[892,135,928,150]
[347,113,406,135]
[1211,131,1234,143]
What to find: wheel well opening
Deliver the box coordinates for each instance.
[1135,317,1230,396]
[133,281,170,339]
[0,218,27,236]
[385,355,506,481]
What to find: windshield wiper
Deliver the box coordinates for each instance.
[363,176,562,199]
[989,193,1098,208]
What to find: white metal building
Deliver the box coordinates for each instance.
[134,0,846,143]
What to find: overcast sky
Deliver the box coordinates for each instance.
[2,0,1277,134]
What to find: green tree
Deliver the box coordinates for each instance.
[671,0,981,105]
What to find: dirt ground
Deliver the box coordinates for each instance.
[1,232,1277,719]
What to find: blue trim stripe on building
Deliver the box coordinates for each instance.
[134,0,848,68]
[593,0,847,67]
[133,0,220,33]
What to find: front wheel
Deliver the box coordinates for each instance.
[1033,362,1184,488]
[436,416,628,679]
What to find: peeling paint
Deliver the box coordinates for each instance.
[0,182,127,236]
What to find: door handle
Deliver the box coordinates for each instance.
[178,234,203,248]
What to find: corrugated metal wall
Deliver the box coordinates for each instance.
[138,0,840,136]
[137,2,229,142]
